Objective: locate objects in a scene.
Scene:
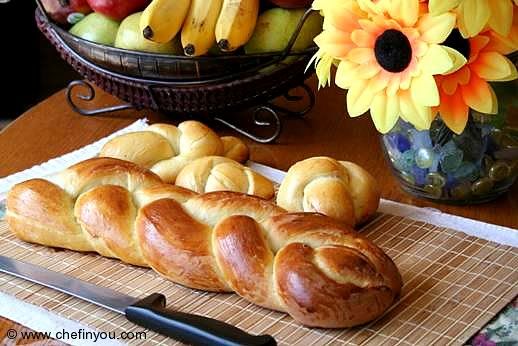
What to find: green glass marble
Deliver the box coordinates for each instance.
[426,172,446,188]
[488,161,511,182]
[450,183,472,200]
[482,155,494,173]
[471,178,494,196]
[424,184,443,198]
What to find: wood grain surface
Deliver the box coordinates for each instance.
[0,77,516,343]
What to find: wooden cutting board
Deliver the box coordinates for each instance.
[0,214,516,345]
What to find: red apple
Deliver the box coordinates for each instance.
[41,0,92,25]
[268,0,313,8]
[85,0,150,21]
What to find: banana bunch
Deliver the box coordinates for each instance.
[140,0,260,57]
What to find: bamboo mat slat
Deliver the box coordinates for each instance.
[0,214,516,346]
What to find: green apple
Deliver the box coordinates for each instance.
[245,8,323,54]
[115,12,182,54]
[69,12,120,46]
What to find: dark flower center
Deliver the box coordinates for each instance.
[374,29,413,73]
[442,29,471,60]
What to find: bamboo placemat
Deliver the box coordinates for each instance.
[0,214,516,346]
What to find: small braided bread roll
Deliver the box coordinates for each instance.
[278,157,380,227]
[175,156,275,199]
[99,121,249,183]
[6,158,401,328]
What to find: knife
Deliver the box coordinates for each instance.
[0,255,276,346]
[246,161,285,184]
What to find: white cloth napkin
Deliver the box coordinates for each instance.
[0,118,150,198]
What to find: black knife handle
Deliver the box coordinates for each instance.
[125,293,276,346]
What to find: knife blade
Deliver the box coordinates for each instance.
[246,161,285,184]
[0,255,276,346]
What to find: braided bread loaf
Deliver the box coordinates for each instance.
[99,121,249,183]
[278,157,380,227]
[175,156,275,199]
[6,158,401,328]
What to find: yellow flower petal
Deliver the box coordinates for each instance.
[487,0,513,37]
[418,13,456,44]
[441,46,468,74]
[490,86,498,114]
[370,91,400,133]
[314,30,354,58]
[314,53,336,88]
[351,29,375,47]
[347,47,374,64]
[458,0,490,38]
[411,73,440,107]
[389,0,420,27]
[335,60,360,89]
[420,45,454,75]
[428,0,461,15]
[472,52,517,81]
[400,90,434,130]
[386,74,401,96]
[357,0,385,16]
[359,19,382,34]
[346,79,377,117]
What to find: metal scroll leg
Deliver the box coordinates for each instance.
[66,80,135,116]
[213,82,315,143]
[214,106,282,144]
[268,83,316,118]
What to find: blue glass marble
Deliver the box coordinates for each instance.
[383,136,401,161]
[429,146,441,172]
[412,167,428,186]
[439,140,463,173]
[386,133,411,153]
[445,173,458,189]
[409,129,432,149]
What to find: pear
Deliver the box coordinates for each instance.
[69,12,120,46]
[245,8,323,54]
[115,12,182,54]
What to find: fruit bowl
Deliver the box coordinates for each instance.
[35,4,317,117]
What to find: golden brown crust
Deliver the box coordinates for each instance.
[99,121,249,183]
[6,157,401,328]
[175,156,275,199]
[277,157,381,227]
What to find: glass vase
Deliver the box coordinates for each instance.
[380,83,518,204]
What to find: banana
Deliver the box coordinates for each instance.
[181,0,223,56]
[215,0,260,52]
[140,0,192,44]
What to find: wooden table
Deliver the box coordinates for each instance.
[0,78,516,344]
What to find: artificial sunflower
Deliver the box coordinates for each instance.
[428,0,517,38]
[435,29,518,134]
[312,0,466,133]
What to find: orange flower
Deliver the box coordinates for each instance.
[436,29,518,134]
